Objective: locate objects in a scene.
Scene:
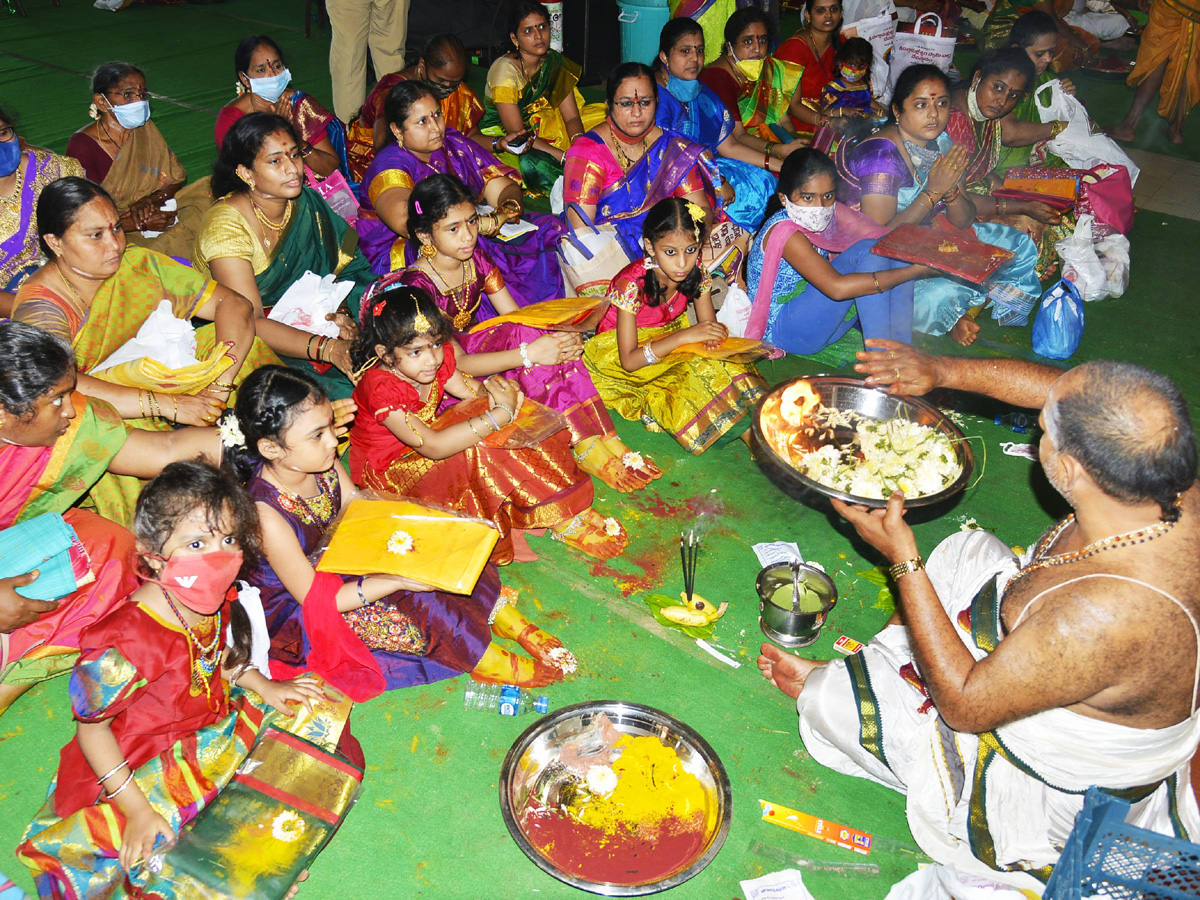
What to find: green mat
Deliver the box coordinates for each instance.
[2,3,1199,898]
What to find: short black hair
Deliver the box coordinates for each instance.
[91,61,145,95]
[235,35,285,77]
[0,322,76,418]
[1054,361,1197,514]
[1009,10,1058,48]
[212,112,302,196]
[725,6,773,46]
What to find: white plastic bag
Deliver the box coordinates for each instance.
[715,284,753,337]
[91,299,200,373]
[1035,80,1140,186]
[1055,215,1109,302]
[1095,232,1130,299]
[842,7,897,103]
[267,271,355,337]
[888,14,956,101]
[884,864,1031,899]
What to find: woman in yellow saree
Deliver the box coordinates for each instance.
[481,0,605,194]
[66,62,212,263]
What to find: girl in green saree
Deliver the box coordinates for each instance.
[481,0,605,195]
[194,114,374,390]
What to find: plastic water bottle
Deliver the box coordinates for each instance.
[994,411,1037,434]
[463,682,549,716]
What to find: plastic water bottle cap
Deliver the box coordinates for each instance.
[534,696,549,714]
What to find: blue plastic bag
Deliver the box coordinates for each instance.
[1032,278,1084,360]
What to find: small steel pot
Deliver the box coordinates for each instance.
[757,563,837,648]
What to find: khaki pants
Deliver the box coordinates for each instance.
[328,0,411,122]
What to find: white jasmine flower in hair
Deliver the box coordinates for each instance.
[387,530,415,556]
[218,415,246,448]
[603,517,622,537]
[622,451,646,471]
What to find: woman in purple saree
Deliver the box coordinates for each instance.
[356,80,564,307]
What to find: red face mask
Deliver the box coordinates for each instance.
[149,550,244,615]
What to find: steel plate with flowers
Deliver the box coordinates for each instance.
[752,376,974,508]
[500,701,732,896]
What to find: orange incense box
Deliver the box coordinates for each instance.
[759,799,874,855]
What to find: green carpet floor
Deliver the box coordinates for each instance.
[1,3,1199,897]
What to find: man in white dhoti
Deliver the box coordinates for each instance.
[758,341,1200,893]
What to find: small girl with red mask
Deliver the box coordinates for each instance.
[17,460,336,900]
[819,38,882,120]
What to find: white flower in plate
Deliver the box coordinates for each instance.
[387,530,415,556]
[586,765,619,796]
[622,451,646,471]
[603,517,622,537]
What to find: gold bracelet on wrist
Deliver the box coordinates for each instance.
[888,555,925,581]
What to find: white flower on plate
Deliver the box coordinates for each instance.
[622,451,646,471]
[387,530,415,555]
[218,415,246,448]
[603,517,622,537]
[586,765,619,796]
[272,810,306,842]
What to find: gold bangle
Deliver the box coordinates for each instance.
[872,273,882,293]
[467,417,484,439]
[888,555,925,581]
[171,394,178,424]
[403,411,425,448]
[148,391,160,419]
[209,380,236,391]
[138,390,148,419]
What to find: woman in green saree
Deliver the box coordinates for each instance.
[481,0,605,195]
[194,113,374,389]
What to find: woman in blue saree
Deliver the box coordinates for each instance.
[836,65,1041,346]
[356,81,564,310]
[562,63,732,270]
[654,18,781,232]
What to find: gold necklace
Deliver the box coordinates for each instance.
[427,257,479,331]
[1007,493,1184,589]
[54,260,91,316]
[387,366,443,424]
[160,586,223,698]
[0,158,24,238]
[250,195,293,248]
[610,130,650,174]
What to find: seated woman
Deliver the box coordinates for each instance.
[836,65,1041,345]
[229,365,570,690]
[981,0,1096,69]
[654,18,784,232]
[356,81,565,305]
[774,0,844,137]
[215,35,348,182]
[193,113,374,387]
[349,283,628,563]
[0,107,83,316]
[345,34,487,183]
[996,11,1076,174]
[12,177,278,520]
[0,321,247,712]
[747,149,929,355]
[65,62,211,262]
[393,174,660,492]
[698,7,806,147]
[947,48,1069,274]
[563,63,733,273]
[481,0,604,195]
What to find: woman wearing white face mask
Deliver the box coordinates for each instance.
[215,35,347,181]
[746,149,933,355]
[66,62,210,262]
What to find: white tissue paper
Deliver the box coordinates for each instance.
[739,869,819,900]
[267,270,354,338]
[883,864,1031,900]
[140,197,179,239]
[91,299,200,373]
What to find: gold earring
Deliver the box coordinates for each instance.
[246,176,256,191]
[419,242,437,260]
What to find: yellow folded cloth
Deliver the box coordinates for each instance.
[469,296,608,333]
[670,337,764,360]
[316,499,499,594]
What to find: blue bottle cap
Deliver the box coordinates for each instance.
[534,695,549,714]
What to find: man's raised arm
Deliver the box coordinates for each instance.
[853,339,1065,410]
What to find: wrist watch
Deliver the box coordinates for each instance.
[889,555,925,581]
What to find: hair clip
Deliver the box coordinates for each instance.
[373,300,387,317]
[413,309,433,334]
[414,200,423,215]
[685,201,706,222]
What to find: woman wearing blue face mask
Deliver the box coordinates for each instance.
[66,62,210,262]
[654,18,790,231]
[0,106,84,317]
[215,35,348,182]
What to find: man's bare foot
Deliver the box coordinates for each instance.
[757,643,828,699]
[1164,125,1186,144]
[1106,122,1137,142]
[949,315,981,346]
[1100,36,1136,51]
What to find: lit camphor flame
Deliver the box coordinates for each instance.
[780,380,820,428]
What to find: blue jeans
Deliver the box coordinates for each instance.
[766,239,914,356]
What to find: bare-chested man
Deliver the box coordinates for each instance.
[758,339,1200,890]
